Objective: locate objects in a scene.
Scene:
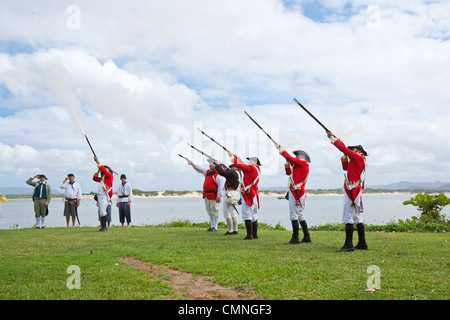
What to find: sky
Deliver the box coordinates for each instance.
[0,0,449,193]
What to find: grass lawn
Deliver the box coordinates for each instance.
[0,225,448,300]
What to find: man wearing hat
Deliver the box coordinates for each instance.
[26,174,52,229]
[60,173,82,228]
[93,156,114,232]
[327,131,368,252]
[276,145,311,244]
[188,159,225,232]
[228,152,261,240]
[215,162,241,235]
[116,174,133,228]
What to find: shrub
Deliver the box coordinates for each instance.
[403,192,450,223]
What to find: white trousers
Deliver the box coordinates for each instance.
[204,198,219,229]
[97,192,110,217]
[289,190,306,222]
[241,194,258,222]
[204,198,219,219]
[343,194,364,224]
[223,195,239,220]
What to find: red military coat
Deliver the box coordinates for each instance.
[233,157,261,208]
[281,150,309,202]
[93,164,114,199]
[332,139,366,204]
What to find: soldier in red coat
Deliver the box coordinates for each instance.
[276,144,311,244]
[327,131,368,252]
[93,156,114,232]
[228,152,261,240]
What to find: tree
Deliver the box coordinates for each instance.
[403,193,450,223]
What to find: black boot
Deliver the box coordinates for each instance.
[244,220,253,240]
[98,216,107,232]
[337,224,354,252]
[252,220,258,239]
[355,223,368,250]
[300,220,311,243]
[285,220,300,244]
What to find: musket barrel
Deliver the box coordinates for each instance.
[186,143,217,162]
[197,128,243,163]
[244,111,279,145]
[85,134,97,157]
[293,98,330,133]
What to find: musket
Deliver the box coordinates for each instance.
[245,111,307,205]
[75,205,80,225]
[196,128,244,163]
[85,134,97,157]
[86,134,118,175]
[186,143,218,163]
[293,98,336,138]
[244,111,279,145]
[178,153,193,163]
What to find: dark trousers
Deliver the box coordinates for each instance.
[118,202,131,223]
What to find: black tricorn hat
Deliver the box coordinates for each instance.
[247,157,261,166]
[348,145,368,156]
[293,150,311,163]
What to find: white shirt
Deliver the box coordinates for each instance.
[117,181,133,203]
[60,181,82,201]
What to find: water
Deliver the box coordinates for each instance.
[2,193,445,230]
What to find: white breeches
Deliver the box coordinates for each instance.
[289,190,306,222]
[97,192,110,217]
[241,194,258,222]
[223,192,239,219]
[343,193,364,224]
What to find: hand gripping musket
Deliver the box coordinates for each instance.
[196,128,244,163]
[186,143,218,163]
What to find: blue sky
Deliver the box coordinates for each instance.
[0,0,449,192]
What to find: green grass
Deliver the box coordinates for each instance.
[0,225,448,300]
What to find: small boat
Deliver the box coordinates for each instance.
[0,195,8,202]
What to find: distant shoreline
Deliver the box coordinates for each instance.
[4,190,448,201]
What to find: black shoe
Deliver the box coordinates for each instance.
[224,231,233,235]
[285,220,300,244]
[300,220,311,243]
[355,223,368,250]
[337,224,354,252]
[232,231,238,235]
[252,221,258,239]
[244,220,253,240]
